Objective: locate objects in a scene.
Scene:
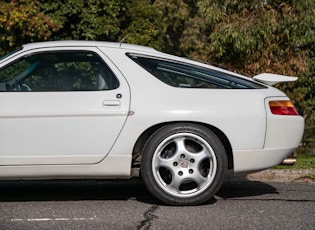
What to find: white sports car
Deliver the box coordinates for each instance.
[0,41,304,205]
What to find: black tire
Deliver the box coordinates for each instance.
[141,123,227,205]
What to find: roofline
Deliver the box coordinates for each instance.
[22,40,157,53]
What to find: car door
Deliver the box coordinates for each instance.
[0,47,130,165]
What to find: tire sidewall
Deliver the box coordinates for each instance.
[141,123,227,205]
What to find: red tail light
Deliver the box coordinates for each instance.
[269,101,299,115]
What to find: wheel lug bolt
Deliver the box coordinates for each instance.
[190,159,195,163]
[178,171,183,176]
[173,162,178,166]
[180,154,185,158]
[189,169,193,174]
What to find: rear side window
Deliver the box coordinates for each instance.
[127,54,266,89]
[0,51,119,92]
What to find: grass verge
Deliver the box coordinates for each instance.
[273,155,315,170]
[273,155,315,182]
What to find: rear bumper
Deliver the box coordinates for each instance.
[233,147,298,175]
[264,97,305,150]
[233,98,304,175]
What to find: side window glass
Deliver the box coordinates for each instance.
[0,51,119,92]
[128,54,266,89]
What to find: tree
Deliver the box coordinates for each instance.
[39,0,124,41]
[118,0,165,50]
[0,0,59,56]
[39,0,165,49]
[180,0,314,76]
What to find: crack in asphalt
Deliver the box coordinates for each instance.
[137,205,159,230]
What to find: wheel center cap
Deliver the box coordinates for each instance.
[180,161,189,168]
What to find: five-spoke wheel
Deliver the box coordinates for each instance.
[141,123,227,205]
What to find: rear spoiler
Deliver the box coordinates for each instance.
[253,73,298,86]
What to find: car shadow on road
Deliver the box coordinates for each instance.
[0,178,155,202]
[217,178,279,199]
[0,178,278,204]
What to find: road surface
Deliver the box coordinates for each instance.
[0,178,314,229]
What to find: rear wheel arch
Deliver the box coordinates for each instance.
[132,121,234,171]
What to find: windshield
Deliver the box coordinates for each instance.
[0,47,23,62]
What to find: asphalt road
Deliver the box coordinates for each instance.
[0,178,314,230]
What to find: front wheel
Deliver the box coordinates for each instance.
[141,123,227,205]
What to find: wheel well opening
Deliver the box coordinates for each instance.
[131,122,234,173]
[203,123,234,170]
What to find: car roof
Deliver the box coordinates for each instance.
[19,41,262,84]
[22,40,158,53]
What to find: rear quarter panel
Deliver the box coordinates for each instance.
[100,47,273,155]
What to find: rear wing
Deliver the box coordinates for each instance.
[253,73,297,86]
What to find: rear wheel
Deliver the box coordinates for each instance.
[141,123,227,205]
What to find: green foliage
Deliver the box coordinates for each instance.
[195,0,314,76]
[39,0,124,41]
[292,55,315,150]
[119,0,165,50]
[39,0,165,49]
[153,0,192,54]
[274,155,315,169]
[0,0,59,56]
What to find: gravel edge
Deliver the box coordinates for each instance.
[230,169,315,183]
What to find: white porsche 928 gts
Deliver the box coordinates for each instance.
[0,41,304,205]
